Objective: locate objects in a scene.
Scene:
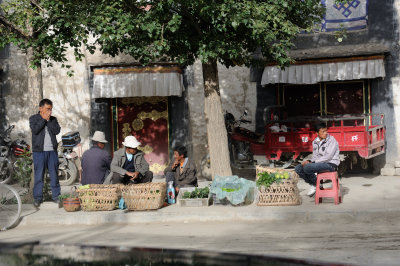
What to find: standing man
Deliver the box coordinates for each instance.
[29,99,61,207]
[295,122,340,197]
[164,145,197,194]
[104,136,153,184]
[81,131,112,185]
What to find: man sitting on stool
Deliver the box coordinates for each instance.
[295,122,340,197]
[105,136,153,185]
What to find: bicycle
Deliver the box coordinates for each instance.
[0,183,22,231]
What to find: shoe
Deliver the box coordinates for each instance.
[33,201,41,208]
[306,185,316,197]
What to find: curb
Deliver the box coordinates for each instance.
[19,204,400,226]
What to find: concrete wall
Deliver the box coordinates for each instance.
[295,0,398,168]
[0,43,258,171]
[0,45,30,139]
[186,61,257,167]
[0,44,139,151]
[248,0,400,171]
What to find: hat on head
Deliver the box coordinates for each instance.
[122,136,141,148]
[91,131,108,143]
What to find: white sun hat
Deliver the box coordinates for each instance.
[91,131,108,143]
[122,136,141,148]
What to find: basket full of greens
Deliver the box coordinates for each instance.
[178,187,211,207]
[255,166,301,206]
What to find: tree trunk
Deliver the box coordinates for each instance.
[26,47,43,193]
[26,47,43,113]
[202,60,232,177]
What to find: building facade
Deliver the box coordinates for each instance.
[0,0,398,176]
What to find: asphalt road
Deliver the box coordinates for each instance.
[1,218,400,265]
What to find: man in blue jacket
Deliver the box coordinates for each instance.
[29,99,61,207]
[81,131,111,185]
[295,122,340,197]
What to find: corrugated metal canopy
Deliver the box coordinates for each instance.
[92,65,184,98]
[261,56,385,85]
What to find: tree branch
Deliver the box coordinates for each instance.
[0,14,32,40]
[30,0,45,13]
[169,6,203,37]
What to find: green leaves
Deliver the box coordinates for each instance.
[182,187,210,199]
[0,0,326,70]
[256,171,290,188]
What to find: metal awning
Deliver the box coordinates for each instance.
[92,65,184,98]
[261,56,385,85]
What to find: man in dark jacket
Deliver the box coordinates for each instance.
[29,99,61,207]
[164,145,198,194]
[81,131,112,185]
[104,135,153,185]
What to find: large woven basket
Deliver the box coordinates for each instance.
[256,165,301,206]
[87,184,126,197]
[121,183,166,211]
[76,187,119,211]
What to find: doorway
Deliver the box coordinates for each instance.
[111,97,169,176]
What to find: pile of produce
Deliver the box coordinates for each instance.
[256,171,290,188]
[182,187,210,199]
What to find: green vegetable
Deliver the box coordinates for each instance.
[256,171,289,188]
[182,187,209,199]
[58,194,77,200]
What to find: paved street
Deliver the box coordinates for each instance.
[1,174,400,265]
[1,219,400,265]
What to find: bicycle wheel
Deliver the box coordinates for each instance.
[0,159,13,184]
[0,184,22,231]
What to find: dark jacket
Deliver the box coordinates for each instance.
[29,113,61,152]
[164,158,198,188]
[103,148,150,184]
[81,146,112,185]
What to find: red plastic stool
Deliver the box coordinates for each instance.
[315,171,342,205]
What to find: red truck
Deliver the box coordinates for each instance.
[248,106,385,175]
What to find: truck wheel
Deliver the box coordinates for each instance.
[338,160,348,177]
[58,160,78,186]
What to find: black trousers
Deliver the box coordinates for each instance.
[111,171,153,185]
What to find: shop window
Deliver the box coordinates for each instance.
[282,84,321,117]
[325,81,364,115]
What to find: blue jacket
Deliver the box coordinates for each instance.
[81,146,112,185]
[29,113,61,152]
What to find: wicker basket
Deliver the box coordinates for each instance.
[256,165,301,206]
[87,184,126,197]
[76,187,119,211]
[121,183,166,211]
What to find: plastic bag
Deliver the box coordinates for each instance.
[119,197,127,210]
[210,175,256,205]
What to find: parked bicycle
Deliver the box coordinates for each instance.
[0,183,22,231]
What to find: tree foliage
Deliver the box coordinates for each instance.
[0,0,95,74]
[57,0,326,68]
[1,0,329,69]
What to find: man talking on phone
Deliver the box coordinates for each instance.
[29,99,61,208]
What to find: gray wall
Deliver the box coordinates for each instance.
[251,0,399,169]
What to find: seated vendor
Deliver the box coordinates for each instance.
[104,135,153,185]
[295,122,340,197]
[164,145,198,194]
